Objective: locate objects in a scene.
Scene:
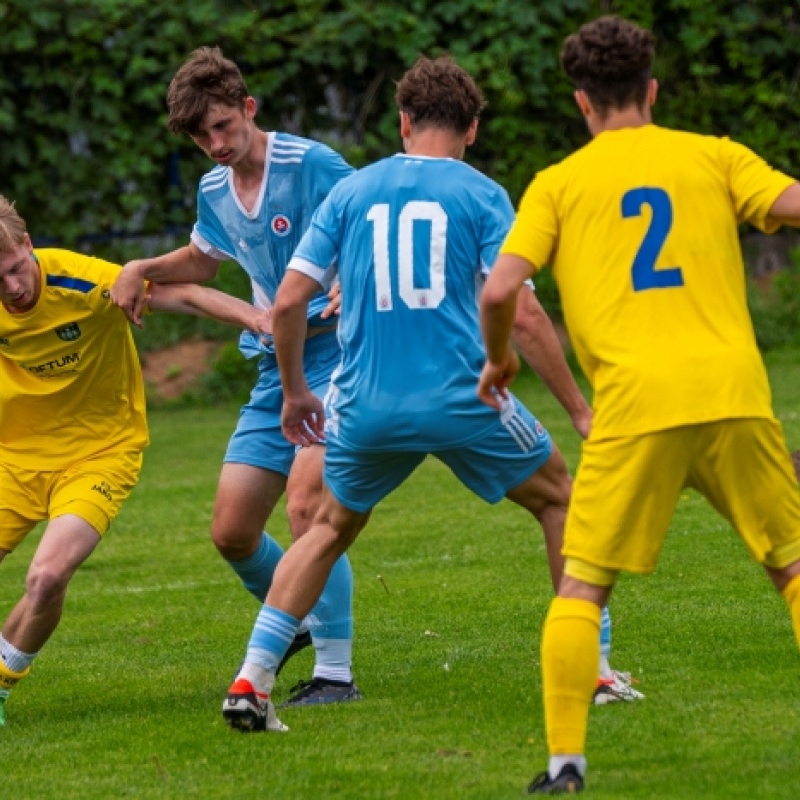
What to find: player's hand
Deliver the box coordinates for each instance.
[251,307,273,337]
[571,405,593,440]
[282,391,326,446]
[111,262,149,327]
[320,281,341,319]
[477,346,521,410]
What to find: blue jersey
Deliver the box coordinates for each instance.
[191,133,353,357]
[288,154,516,451]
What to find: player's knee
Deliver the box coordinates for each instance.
[286,495,316,540]
[210,518,260,561]
[26,564,70,608]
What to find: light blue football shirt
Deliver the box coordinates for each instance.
[190,132,353,357]
[288,154,516,451]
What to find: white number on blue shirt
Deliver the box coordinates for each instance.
[367,201,447,311]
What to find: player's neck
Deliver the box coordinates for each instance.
[590,106,652,136]
[232,128,269,183]
[404,129,466,160]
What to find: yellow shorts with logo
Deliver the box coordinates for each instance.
[563,418,800,579]
[0,450,142,553]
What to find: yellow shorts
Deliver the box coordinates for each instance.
[0,450,142,553]
[563,418,800,576]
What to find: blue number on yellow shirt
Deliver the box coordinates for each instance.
[622,187,684,292]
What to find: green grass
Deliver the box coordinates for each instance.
[1,349,800,798]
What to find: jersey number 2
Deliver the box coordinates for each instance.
[367,201,447,311]
[622,187,684,292]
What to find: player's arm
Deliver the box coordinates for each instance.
[511,286,592,439]
[273,270,326,446]
[766,182,800,227]
[146,283,271,336]
[111,243,222,327]
[478,253,535,410]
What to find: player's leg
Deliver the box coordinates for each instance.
[1,514,101,725]
[527,428,688,794]
[223,443,423,730]
[223,487,369,731]
[688,418,800,651]
[283,443,358,703]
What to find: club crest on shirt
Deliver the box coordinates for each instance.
[0,337,9,347]
[271,213,291,237]
[55,322,82,341]
[535,420,544,437]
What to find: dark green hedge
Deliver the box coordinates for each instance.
[1,0,799,248]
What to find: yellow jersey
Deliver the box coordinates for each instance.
[502,124,795,440]
[0,249,148,469]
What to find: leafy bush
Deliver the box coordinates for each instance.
[749,252,800,351]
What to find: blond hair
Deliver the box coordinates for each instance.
[0,195,27,255]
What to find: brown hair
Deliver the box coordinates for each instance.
[395,56,485,135]
[0,194,27,255]
[561,16,655,114]
[167,47,249,136]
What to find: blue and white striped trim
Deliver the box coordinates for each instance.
[46,274,96,293]
[287,255,337,291]
[271,140,310,165]
[501,404,538,453]
[200,166,230,193]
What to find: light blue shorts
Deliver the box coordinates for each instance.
[324,395,553,512]
[224,332,340,476]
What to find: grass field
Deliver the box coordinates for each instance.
[1,348,799,799]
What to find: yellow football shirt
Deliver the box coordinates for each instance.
[502,124,795,439]
[0,249,148,470]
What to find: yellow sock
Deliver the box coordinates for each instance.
[781,573,800,652]
[541,597,602,756]
[0,658,30,692]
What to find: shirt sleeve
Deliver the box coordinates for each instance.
[287,189,343,291]
[500,169,560,272]
[478,185,517,279]
[721,138,796,234]
[193,187,236,258]
[302,143,355,211]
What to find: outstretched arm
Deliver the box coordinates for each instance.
[767,182,800,227]
[273,270,326,446]
[111,243,222,327]
[511,286,592,439]
[146,283,271,336]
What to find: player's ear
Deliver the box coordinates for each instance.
[23,232,33,253]
[399,111,412,138]
[574,90,591,118]
[465,118,478,146]
[244,96,257,121]
[648,78,658,107]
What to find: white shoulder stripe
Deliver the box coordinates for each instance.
[201,166,227,183]
[273,141,311,151]
[271,156,304,165]
[201,178,229,193]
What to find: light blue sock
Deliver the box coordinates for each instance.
[599,606,612,678]
[226,532,284,602]
[307,554,354,683]
[600,606,612,659]
[245,606,301,672]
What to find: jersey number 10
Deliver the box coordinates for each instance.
[367,201,447,311]
[622,187,684,292]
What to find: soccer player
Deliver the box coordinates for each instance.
[111,47,359,708]
[219,55,637,734]
[479,16,800,794]
[0,194,273,726]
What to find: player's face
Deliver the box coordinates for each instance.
[190,98,257,168]
[0,234,40,312]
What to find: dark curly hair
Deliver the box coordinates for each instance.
[167,47,249,136]
[396,56,485,135]
[561,16,655,114]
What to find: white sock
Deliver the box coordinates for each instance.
[238,663,275,696]
[0,635,37,673]
[549,755,587,778]
[598,653,613,680]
